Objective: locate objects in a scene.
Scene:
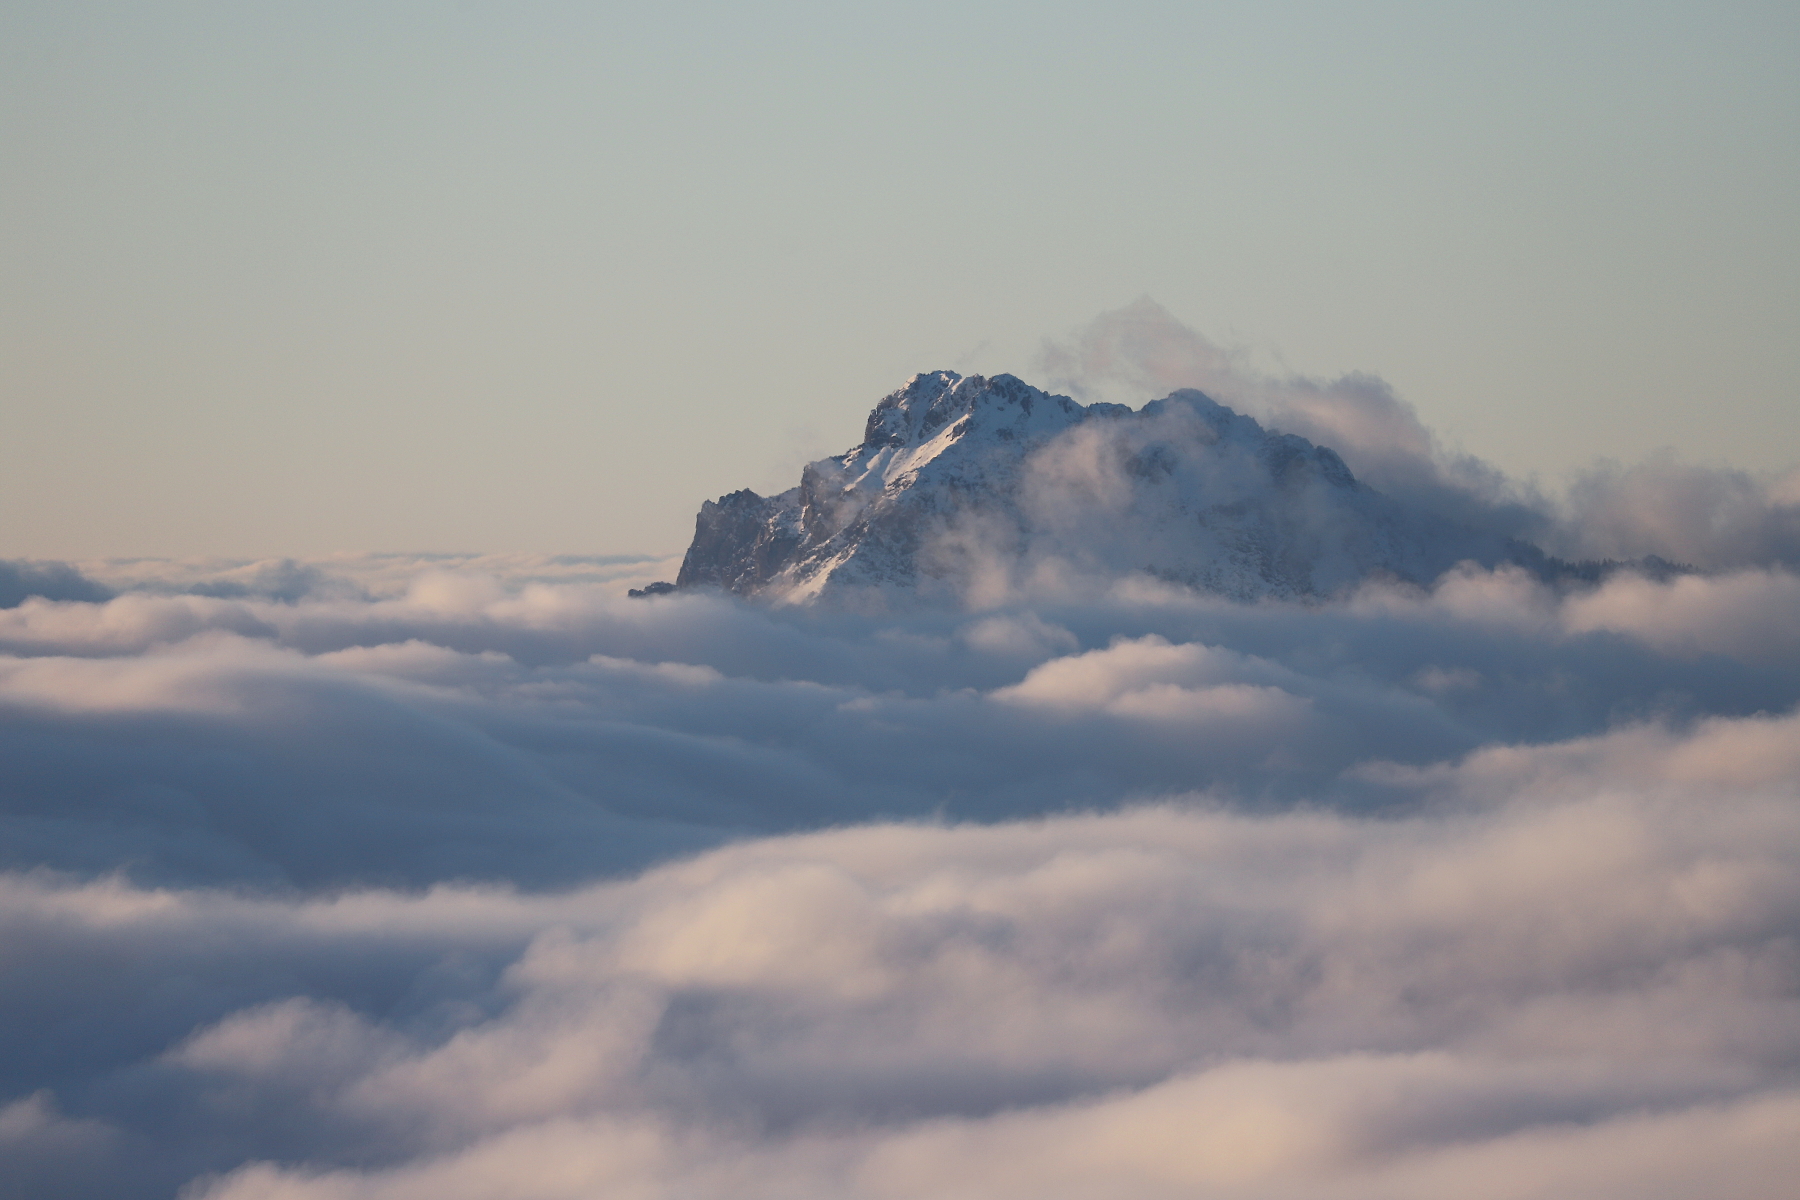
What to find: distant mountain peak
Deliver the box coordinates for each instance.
[670,372,1538,606]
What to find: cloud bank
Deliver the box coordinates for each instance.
[4,554,1798,891]
[0,544,1796,1197]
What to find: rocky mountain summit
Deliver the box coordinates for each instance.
[662,371,1550,605]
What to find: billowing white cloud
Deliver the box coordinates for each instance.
[996,635,1314,735]
[1561,566,1800,664]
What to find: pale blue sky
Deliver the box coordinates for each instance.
[3,1,1796,557]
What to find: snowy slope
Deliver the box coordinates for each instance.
[675,371,1543,605]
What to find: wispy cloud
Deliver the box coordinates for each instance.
[1033,300,1800,569]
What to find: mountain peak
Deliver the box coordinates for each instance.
[673,372,1525,606]
[861,372,1085,452]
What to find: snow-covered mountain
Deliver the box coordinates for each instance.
[670,371,1547,605]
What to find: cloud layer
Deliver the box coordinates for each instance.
[4,553,1799,891]
[0,544,1796,1197]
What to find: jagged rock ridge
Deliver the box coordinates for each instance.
[671,371,1546,604]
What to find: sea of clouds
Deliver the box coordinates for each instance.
[4,549,1799,1199]
[5,313,1800,1198]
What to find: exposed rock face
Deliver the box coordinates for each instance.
[674,371,1544,605]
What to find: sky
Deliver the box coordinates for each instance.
[4,7,1800,1198]
[3,1,1797,558]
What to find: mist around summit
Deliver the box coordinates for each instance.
[674,370,1553,609]
[4,308,1800,1199]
